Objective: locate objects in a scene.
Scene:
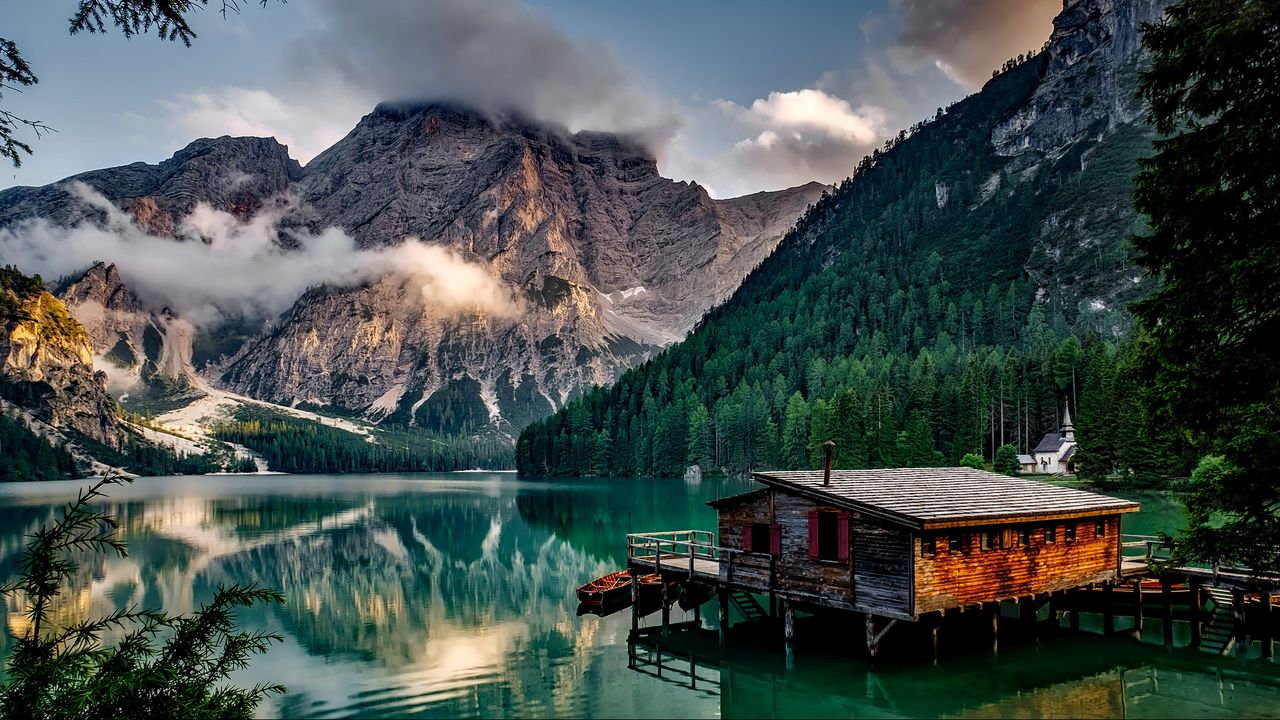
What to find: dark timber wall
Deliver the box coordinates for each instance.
[715,489,914,617]
[852,518,912,617]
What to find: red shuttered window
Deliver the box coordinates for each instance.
[807,510,819,559]
[837,512,850,562]
[741,523,754,553]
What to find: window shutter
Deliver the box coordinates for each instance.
[807,510,819,559]
[741,523,753,553]
[769,523,781,556]
[837,512,850,562]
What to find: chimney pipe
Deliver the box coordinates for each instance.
[823,440,835,486]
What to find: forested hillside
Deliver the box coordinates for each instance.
[517,40,1190,483]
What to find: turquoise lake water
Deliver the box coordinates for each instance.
[0,474,1275,718]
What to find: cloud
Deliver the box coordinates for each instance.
[158,87,360,165]
[696,89,888,196]
[293,0,679,140]
[0,182,519,326]
[891,0,1059,89]
[154,0,680,166]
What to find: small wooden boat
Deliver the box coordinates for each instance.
[637,573,680,604]
[577,570,632,605]
[577,592,632,617]
[679,581,716,612]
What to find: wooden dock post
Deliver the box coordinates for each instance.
[1103,584,1115,635]
[661,580,671,637]
[929,613,941,665]
[1161,577,1174,647]
[865,613,878,659]
[1232,588,1247,646]
[1070,590,1081,632]
[1131,579,1144,638]
[631,576,640,636]
[783,599,795,671]
[989,602,1000,654]
[718,588,729,644]
[1020,596,1036,628]
[1262,589,1274,659]
[1189,578,1202,648]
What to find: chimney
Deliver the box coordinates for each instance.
[823,440,835,486]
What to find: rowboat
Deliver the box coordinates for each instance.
[679,581,716,612]
[637,573,680,604]
[577,570,632,605]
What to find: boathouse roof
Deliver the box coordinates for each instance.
[734,468,1138,530]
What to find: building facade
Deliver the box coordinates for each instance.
[710,468,1138,620]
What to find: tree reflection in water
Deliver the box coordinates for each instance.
[0,474,1274,719]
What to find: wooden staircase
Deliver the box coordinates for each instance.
[729,590,768,624]
[1201,586,1236,655]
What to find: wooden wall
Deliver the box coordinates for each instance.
[852,518,912,617]
[715,490,913,617]
[914,515,1121,614]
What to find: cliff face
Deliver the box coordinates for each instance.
[0,105,825,434]
[992,0,1167,157]
[57,262,197,400]
[0,268,120,446]
[0,137,302,231]
[987,0,1173,321]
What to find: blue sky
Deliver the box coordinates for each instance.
[2,0,1058,197]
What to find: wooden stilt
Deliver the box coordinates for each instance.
[1132,579,1144,638]
[718,588,729,644]
[631,576,640,636]
[1261,590,1273,659]
[865,613,878,659]
[1161,577,1174,647]
[1020,596,1036,627]
[989,602,1000,655]
[661,580,671,637]
[929,613,941,665]
[1103,584,1115,635]
[783,600,795,671]
[1189,579,1202,648]
[1233,588,1247,646]
[694,603,701,625]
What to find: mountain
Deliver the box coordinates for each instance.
[0,266,121,448]
[0,105,825,438]
[517,0,1182,479]
[219,103,825,433]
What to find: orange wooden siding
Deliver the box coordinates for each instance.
[913,515,1121,613]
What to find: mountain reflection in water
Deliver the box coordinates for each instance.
[0,474,1274,719]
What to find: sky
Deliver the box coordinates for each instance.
[1,0,1059,198]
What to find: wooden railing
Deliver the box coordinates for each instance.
[626,530,737,577]
[1121,533,1172,562]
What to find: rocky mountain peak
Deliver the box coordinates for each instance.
[0,100,826,437]
[992,0,1170,157]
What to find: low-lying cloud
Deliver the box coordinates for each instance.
[0,182,519,326]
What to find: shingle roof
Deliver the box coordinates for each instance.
[1061,446,1077,462]
[1016,454,1035,465]
[749,468,1138,530]
[1033,433,1065,454]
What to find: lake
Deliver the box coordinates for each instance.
[0,474,1276,718]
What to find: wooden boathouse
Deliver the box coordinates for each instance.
[627,465,1142,657]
